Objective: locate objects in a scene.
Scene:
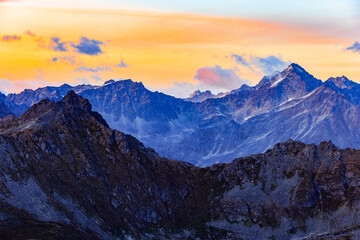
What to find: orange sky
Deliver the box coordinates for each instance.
[0,5,359,96]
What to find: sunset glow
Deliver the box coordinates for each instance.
[0,2,359,96]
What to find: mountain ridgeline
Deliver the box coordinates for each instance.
[1,91,360,239]
[3,63,360,166]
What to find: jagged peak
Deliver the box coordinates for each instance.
[256,63,322,91]
[278,63,316,82]
[238,84,252,91]
[6,91,109,132]
[266,139,339,157]
[189,89,201,97]
[61,90,92,111]
[256,75,271,88]
[326,76,354,89]
[283,63,305,74]
[328,76,349,82]
[230,84,254,94]
[60,83,72,88]
[103,79,146,90]
[103,79,115,86]
[189,89,212,98]
[21,91,91,119]
[6,98,56,129]
[318,140,337,150]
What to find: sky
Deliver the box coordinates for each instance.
[0,0,359,97]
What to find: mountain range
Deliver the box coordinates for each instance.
[1,63,360,166]
[185,90,228,102]
[1,91,360,239]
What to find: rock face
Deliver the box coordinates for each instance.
[5,64,360,166]
[1,91,360,239]
[0,92,13,118]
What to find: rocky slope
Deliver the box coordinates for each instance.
[5,63,360,166]
[1,91,360,239]
[0,92,13,118]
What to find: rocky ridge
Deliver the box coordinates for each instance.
[0,92,360,239]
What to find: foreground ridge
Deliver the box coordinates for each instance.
[0,91,359,239]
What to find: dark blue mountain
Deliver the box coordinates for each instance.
[5,63,360,165]
[0,92,13,118]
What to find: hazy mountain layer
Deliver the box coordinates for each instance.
[5,63,360,166]
[0,92,359,239]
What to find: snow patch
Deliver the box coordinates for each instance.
[270,77,285,88]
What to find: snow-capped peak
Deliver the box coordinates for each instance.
[326,76,351,89]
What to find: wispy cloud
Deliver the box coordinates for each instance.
[60,56,76,64]
[50,37,68,52]
[231,54,290,75]
[194,65,251,89]
[74,76,103,85]
[115,59,128,68]
[1,35,21,42]
[71,37,104,56]
[250,55,290,75]
[51,56,76,64]
[74,66,110,72]
[232,54,255,71]
[346,41,360,53]
[25,30,36,37]
[159,81,223,98]
[74,60,128,72]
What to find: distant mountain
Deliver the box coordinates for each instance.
[0,92,13,118]
[326,76,360,104]
[185,89,228,102]
[230,83,255,94]
[5,63,360,166]
[6,84,96,108]
[1,92,360,239]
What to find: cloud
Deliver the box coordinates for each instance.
[346,41,360,53]
[159,81,225,98]
[25,30,36,37]
[74,66,109,72]
[231,54,254,71]
[74,77,92,85]
[51,56,76,64]
[232,54,290,75]
[74,76,103,85]
[115,59,128,68]
[250,55,289,75]
[90,75,103,84]
[50,37,68,52]
[74,60,128,72]
[160,79,245,98]
[160,82,203,98]
[71,37,104,56]
[60,56,76,64]
[194,65,251,90]
[1,35,21,42]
